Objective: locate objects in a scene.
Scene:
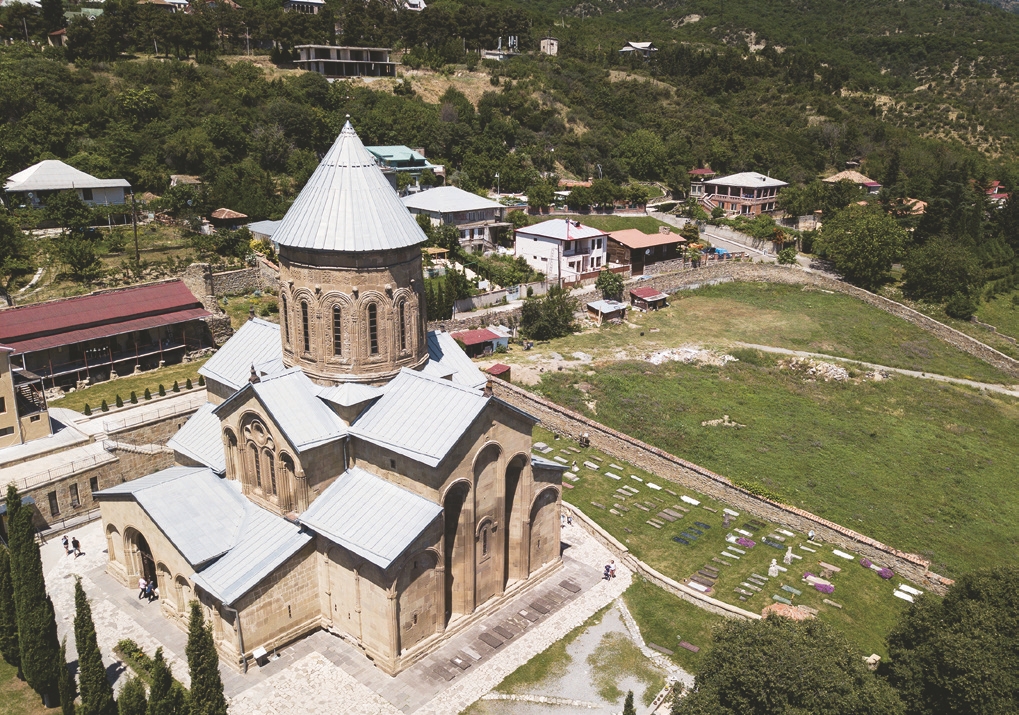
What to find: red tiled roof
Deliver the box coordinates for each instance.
[450,328,501,346]
[688,168,715,176]
[211,208,247,220]
[487,363,510,375]
[630,286,668,301]
[0,282,209,354]
[609,228,685,249]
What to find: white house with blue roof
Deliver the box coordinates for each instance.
[96,121,565,677]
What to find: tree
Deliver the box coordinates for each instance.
[147,647,189,715]
[595,269,624,301]
[59,239,103,283]
[527,182,554,210]
[624,184,651,207]
[616,129,667,181]
[902,236,983,302]
[815,204,905,289]
[777,247,798,264]
[185,602,227,715]
[117,677,148,715]
[0,545,19,675]
[45,191,94,237]
[673,616,903,715]
[7,485,61,706]
[886,567,1019,715]
[566,186,592,211]
[623,690,636,715]
[74,579,115,715]
[58,639,75,715]
[590,179,620,209]
[41,0,63,33]
[520,286,578,340]
[0,206,32,306]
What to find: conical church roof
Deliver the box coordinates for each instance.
[272,120,428,253]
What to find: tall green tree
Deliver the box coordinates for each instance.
[886,566,1019,715]
[146,646,188,715]
[672,616,903,715]
[527,182,554,210]
[0,544,20,675]
[816,204,905,289]
[7,485,60,706]
[902,236,984,302]
[58,639,76,715]
[0,213,31,307]
[45,191,94,237]
[623,690,636,715]
[74,579,115,715]
[117,677,147,715]
[520,285,578,340]
[595,269,624,301]
[185,602,226,715]
[40,0,63,33]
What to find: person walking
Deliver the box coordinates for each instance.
[144,580,155,602]
[138,577,148,599]
[71,536,81,558]
[61,535,70,555]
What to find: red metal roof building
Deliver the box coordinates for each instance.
[449,328,508,358]
[0,281,212,388]
[629,286,669,311]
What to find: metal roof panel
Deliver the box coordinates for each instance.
[198,318,284,391]
[167,403,226,474]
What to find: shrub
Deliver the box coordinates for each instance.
[945,293,978,319]
[198,375,205,386]
[185,378,192,390]
[129,391,137,404]
[115,395,123,408]
[158,384,165,397]
[84,403,91,415]
[172,380,180,393]
[777,247,798,264]
[101,399,109,412]
[144,388,151,400]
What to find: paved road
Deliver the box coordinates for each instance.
[735,342,1019,395]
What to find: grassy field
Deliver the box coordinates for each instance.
[0,659,53,715]
[975,290,1019,342]
[534,352,1019,579]
[221,292,280,329]
[498,282,1016,384]
[538,426,916,657]
[50,358,208,414]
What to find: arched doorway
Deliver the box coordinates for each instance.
[473,445,501,606]
[529,488,560,572]
[503,455,527,589]
[443,482,471,626]
[125,528,156,584]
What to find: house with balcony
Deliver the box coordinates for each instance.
[284,0,323,13]
[700,172,787,217]
[366,145,444,183]
[515,219,608,283]
[687,167,716,199]
[403,186,508,253]
[295,46,396,77]
[5,160,130,208]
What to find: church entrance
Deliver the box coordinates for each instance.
[504,455,526,590]
[126,529,156,584]
[443,482,471,626]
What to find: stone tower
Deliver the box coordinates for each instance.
[273,120,430,385]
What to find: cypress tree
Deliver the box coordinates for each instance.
[185,602,226,715]
[115,395,123,408]
[158,385,165,397]
[116,677,147,715]
[58,639,76,715]
[0,544,20,675]
[146,647,187,715]
[172,381,179,393]
[8,486,60,706]
[622,690,635,715]
[74,579,115,715]
[100,400,109,412]
[144,388,151,400]
[130,391,137,404]
[197,375,204,387]
[185,378,192,390]
[84,404,92,416]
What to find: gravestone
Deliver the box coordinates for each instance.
[768,559,780,578]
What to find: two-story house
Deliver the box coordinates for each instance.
[402,186,508,253]
[700,172,787,217]
[5,160,130,208]
[514,219,608,283]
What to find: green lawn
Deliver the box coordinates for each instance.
[540,426,916,657]
[499,282,1016,384]
[0,658,54,715]
[221,292,280,329]
[976,290,1019,342]
[50,358,209,414]
[534,354,1019,579]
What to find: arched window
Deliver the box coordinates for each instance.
[398,300,407,351]
[332,305,342,356]
[265,450,276,496]
[281,295,290,344]
[367,303,379,355]
[481,526,489,556]
[301,301,310,353]
[250,443,261,488]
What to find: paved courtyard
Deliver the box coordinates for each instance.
[44,517,630,714]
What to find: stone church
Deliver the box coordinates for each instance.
[95,122,564,675]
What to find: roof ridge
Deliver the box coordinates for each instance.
[393,365,487,396]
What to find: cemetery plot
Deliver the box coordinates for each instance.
[536,426,924,659]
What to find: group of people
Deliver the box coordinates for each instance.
[61,534,82,558]
[137,577,159,602]
[603,559,617,580]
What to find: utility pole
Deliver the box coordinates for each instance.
[131,192,140,262]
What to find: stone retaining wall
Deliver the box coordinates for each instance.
[428,307,523,334]
[642,262,1019,380]
[492,379,954,595]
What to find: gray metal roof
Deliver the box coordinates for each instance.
[299,465,441,569]
[214,368,348,452]
[426,330,487,390]
[199,318,284,391]
[271,121,428,253]
[96,467,248,567]
[246,219,282,240]
[352,368,489,467]
[402,186,503,213]
[5,160,130,192]
[167,403,226,474]
[190,503,311,605]
[705,171,787,188]
[316,382,383,408]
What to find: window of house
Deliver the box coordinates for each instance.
[368,303,379,355]
[332,305,342,356]
[0,426,12,437]
[251,444,262,488]
[69,483,80,508]
[301,301,310,353]
[398,301,407,351]
[89,476,99,494]
[48,491,59,516]
[30,415,39,422]
[282,295,290,344]
[81,188,93,201]
[0,396,5,413]
[481,526,489,556]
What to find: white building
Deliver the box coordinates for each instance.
[4,160,130,207]
[699,171,787,216]
[540,37,559,56]
[402,186,508,253]
[514,219,608,283]
[403,0,425,10]
[283,0,323,13]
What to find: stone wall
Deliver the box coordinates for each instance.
[492,379,955,594]
[642,262,1019,380]
[428,307,523,334]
